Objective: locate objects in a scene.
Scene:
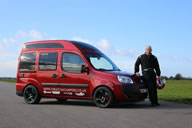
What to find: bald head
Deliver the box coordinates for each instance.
[145,45,152,55]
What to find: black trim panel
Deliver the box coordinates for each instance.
[16,91,23,96]
[60,83,89,88]
[41,83,89,88]
[41,83,59,87]
[120,85,138,98]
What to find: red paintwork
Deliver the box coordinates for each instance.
[16,40,147,102]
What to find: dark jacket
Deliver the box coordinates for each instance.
[134,53,161,76]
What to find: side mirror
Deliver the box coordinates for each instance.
[81,65,89,74]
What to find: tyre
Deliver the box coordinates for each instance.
[93,87,114,108]
[23,85,41,104]
[56,99,67,102]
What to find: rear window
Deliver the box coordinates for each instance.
[25,43,64,49]
[19,53,36,70]
[38,52,58,70]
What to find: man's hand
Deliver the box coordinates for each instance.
[135,72,140,76]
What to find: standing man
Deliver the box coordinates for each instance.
[135,45,161,107]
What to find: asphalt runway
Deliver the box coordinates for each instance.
[0,81,192,128]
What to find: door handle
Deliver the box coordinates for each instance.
[60,74,67,78]
[21,73,24,78]
[52,74,58,78]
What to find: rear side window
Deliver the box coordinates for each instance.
[62,53,85,73]
[38,52,58,70]
[19,53,36,70]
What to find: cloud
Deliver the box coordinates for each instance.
[0,53,17,60]
[0,29,45,50]
[1,29,44,43]
[29,29,44,40]
[0,44,2,51]
[0,60,18,77]
[96,40,110,51]
[16,30,28,38]
[115,60,135,72]
[16,29,44,40]
[72,36,140,58]
[72,37,111,53]
[0,29,45,77]
[167,55,191,62]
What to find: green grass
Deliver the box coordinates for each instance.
[158,80,192,105]
[0,79,16,83]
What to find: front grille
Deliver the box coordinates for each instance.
[134,77,144,84]
[120,85,138,98]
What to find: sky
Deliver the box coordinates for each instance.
[0,0,192,77]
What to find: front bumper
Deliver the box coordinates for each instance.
[120,85,148,100]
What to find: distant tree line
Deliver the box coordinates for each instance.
[0,73,191,81]
[0,77,16,80]
[160,73,192,80]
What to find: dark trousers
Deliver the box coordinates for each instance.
[143,71,158,104]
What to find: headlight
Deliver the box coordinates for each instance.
[117,75,133,84]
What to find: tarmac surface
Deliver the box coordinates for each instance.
[0,81,192,128]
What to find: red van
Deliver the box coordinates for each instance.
[16,40,148,108]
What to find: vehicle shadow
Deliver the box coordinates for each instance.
[38,99,192,109]
[39,100,96,107]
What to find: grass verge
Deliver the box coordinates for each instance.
[158,80,192,105]
[0,79,16,83]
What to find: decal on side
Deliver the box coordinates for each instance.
[75,92,85,96]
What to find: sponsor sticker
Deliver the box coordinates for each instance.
[43,90,52,94]
[52,91,60,95]
[75,92,85,96]
[64,92,73,95]
[43,88,87,96]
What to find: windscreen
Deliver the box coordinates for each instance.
[84,53,120,71]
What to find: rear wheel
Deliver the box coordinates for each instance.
[93,87,114,108]
[23,85,41,104]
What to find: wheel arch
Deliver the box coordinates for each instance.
[22,83,41,96]
[21,78,43,94]
[92,85,115,98]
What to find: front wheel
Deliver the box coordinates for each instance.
[23,85,41,104]
[93,87,114,108]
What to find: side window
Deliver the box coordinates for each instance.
[38,52,58,70]
[62,53,85,73]
[19,53,36,70]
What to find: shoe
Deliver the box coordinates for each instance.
[155,102,160,106]
[151,103,156,107]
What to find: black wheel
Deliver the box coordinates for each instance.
[23,85,41,104]
[56,99,67,102]
[93,87,114,108]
